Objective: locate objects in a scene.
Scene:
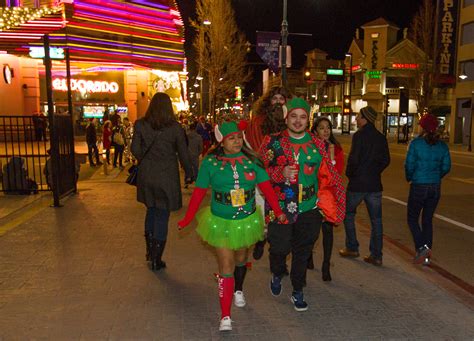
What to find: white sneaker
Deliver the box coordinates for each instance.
[234,290,246,307]
[219,316,232,331]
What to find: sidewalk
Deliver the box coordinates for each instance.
[0,171,473,339]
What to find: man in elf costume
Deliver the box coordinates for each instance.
[178,121,286,331]
[260,97,345,311]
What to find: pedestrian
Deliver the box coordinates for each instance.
[260,98,345,311]
[186,121,203,183]
[245,86,291,261]
[405,113,451,265]
[112,117,126,169]
[310,116,345,281]
[123,117,134,163]
[178,120,286,332]
[196,116,212,155]
[131,92,193,271]
[102,120,112,164]
[86,118,102,167]
[339,106,390,266]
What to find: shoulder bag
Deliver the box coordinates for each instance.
[126,130,159,186]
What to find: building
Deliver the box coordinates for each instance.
[0,0,187,125]
[450,0,474,147]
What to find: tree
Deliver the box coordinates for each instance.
[192,0,251,122]
[409,0,437,115]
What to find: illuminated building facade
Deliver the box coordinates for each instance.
[0,0,188,122]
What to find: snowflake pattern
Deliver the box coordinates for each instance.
[277,155,287,166]
[287,201,298,214]
[266,149,274,161]
[272,140,281,150]
[283,187,295,199]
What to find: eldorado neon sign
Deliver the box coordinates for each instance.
[52,78,119,93]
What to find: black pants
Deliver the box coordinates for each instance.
[268,208,322,292]
[87,143,100,165]
[321,221,333,263]
[113,144,124,167]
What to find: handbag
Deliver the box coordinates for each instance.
[126,130,159,186]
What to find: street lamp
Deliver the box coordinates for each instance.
[281,0,288,88]
[196,75,203,116]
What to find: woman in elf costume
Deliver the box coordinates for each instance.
[178,121,286,332]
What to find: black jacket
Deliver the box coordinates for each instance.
[86,123,97,145]
[346,123,390,192]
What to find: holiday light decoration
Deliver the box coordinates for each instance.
[0,0,185,70]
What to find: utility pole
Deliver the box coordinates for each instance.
[281,0,288,88]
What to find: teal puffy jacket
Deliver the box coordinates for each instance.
[405,137,451,184]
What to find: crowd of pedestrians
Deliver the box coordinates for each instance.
[128,90,451,333]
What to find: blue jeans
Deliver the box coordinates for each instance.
[145,207,170,241]
[344,191,383,259]
[407,184,440,250]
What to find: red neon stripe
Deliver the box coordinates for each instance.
[78,0,173,20]
[74,2,174,27]
[67,21,183,44]
[73,12,177,35]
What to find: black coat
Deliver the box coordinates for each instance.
[346,123,390,192]
[86,123,97,145]
[131,119,192,211]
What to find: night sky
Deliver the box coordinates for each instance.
[176,0,425,94]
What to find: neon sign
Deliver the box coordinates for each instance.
[29,47,65,59]
[392,63,419,69]
[52,78,119,93]
[366,70,382,79]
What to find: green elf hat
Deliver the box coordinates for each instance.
[214,120,248,143]
[283,97,311,119]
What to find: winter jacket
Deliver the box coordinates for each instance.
[346,123,390,192]
[102,127,112,149]
[131,119,192,211]
[405,136,451,184]
[260,130,346,224]
[187,131,203,158]
[86,123,97,145]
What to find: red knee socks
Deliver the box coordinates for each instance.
[218,275,234,318]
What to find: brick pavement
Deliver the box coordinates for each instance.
[0,171,473,340]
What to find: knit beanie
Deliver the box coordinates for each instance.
[360,106,377,124]
[419,113,438,133]
[284,97,311,119]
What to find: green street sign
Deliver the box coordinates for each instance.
[327,69,343,75]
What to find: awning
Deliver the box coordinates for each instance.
[428,105,451,116]
[0,1,185,71]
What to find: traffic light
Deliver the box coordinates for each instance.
[304,70,311,81]
[385,96,390,110]
[343,95,351,113]
[399,88,409,114]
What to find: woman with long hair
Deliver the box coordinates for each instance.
[131,92,192,271]
[405,113,451,265]
[178,121,286,332]
[310,116,344,281]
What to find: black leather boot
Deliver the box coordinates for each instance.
[145,233,152,261]
[322,261,331,281]
[307,253,315,270]
[151,239,167,271]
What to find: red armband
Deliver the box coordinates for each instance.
[257,180,283,217]
[178,187,207,229]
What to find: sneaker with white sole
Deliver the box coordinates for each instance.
[219,316,232,331]
[234,290,246,307]
[270,274,282,296]
[290,291,308,312]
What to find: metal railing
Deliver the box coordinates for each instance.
[0,116,50,194]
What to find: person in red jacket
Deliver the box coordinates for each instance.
[102,120,112,164]
[245,86,291,261]
[310,116,345,281]
[178,121,286,332]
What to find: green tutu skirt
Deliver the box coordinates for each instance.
[196,207,264,250]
